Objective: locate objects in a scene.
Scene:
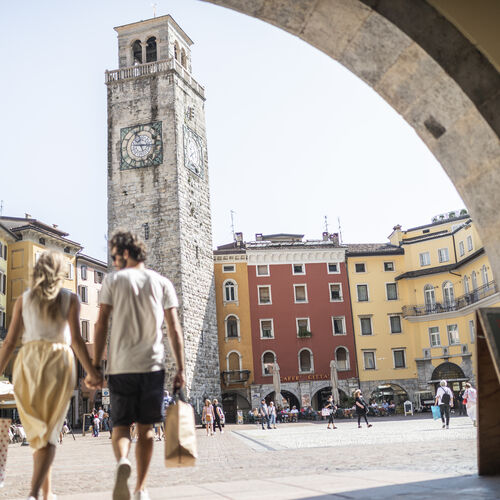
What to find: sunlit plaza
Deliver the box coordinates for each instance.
[4,416,500,499]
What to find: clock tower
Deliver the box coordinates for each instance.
[105,15,220,406]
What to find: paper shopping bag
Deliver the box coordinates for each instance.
[0,419,11,488]
[164,390,197,468]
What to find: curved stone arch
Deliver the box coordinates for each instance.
[264,386,300,403]
[201,0,500,282]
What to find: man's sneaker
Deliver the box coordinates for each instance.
[134,490,151,500]
[113,457,131,500]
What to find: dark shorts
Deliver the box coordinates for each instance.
[108,370,165,427]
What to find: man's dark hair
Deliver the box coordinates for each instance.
[110,230,147,262]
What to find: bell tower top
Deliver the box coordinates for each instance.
[114,14,194,71]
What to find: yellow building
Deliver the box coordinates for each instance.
[214,235,254,422]
[0,223,17,342]
[347,243,412,407]
[348,210,499,410]
[0,215,81,338]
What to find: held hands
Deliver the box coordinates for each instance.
[85,366,104,390]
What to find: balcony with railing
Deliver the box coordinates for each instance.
[221,370,251,385]
[402,280,498,317]
[105,58,205,98]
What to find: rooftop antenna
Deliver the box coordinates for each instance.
[324,215,329,233]
[230,210,236,241]
[338,217,343,244]
[152,3,157,18]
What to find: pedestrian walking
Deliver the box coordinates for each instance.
[212,399,224,434]
[462,382,477,427]
[324,395,337,429]
[93,412,100,437]
[354,389,372,428]
[86,231,185,500]
[202,400,215,436]
[435,380,454,429]
[259,399,271,429]
[268,401,277,429]
[0,250,101,500]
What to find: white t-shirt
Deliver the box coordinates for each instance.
[99,267,179,375]
[436,386,453,405]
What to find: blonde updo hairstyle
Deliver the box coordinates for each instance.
[30,250,67,320]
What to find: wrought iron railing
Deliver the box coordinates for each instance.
[402,280,498,317]
[221,370,251,385]
[105,58,205,97]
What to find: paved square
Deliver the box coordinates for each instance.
[1,416,496,499]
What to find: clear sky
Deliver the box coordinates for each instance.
[0,0,465,260]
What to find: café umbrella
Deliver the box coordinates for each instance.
[330,360,340,404]
[272,362,283,407]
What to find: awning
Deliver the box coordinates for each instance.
[428,377,469,383]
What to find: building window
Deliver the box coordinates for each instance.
[419,252,431,266]
[66,263,74,280]
[467,235,473,251]
[459,241,465,257]
[256,265,269,276]
[355,263,366,273]
[393,349,406,369]
[471,271,478,290]
[447,324,460,345]
[258,285,272,305]
[181,48,187,68]
[469,320,475,343]
[389,315,402,333]
[146,36,157,62]
[223,280,237,302]
[384,262,394,272]
[424,284,436,312]
[94,271,104,284]
[327,263,339,274]
[173,41,179,61]
[0,272,6,295]
[332,316,346,335]
[132,39,142,63]
[386,283,398,300]
[296,318,310,337]
[81,320,89,342]
[1,243,6,260]
[292,264,305,275]
[329,283,343,301]
[363,351,376,370]
[227,351,241,371]
[335,347,349,370]
[225,315,239,338]
[442,281,455,308]
[222,264,235,273]
[294,284,308,303]
[463,275,470,295]
[357,284,368,302]
[438,248,449,263]
[78,286,88,304]
[39,237,46,246]
[262,351,275,375]
[360,317,372,335]
[429,326,441,347]
[0,309,6,330]
[260,319,274,339]
[298,349,313,373]
[81,265,87,280]
[481,265,489,286]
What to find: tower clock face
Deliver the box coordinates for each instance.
[183,126,204,177]
[120,122,163,170]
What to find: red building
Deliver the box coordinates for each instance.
[246,233,358,410]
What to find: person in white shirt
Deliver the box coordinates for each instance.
[435,380,454,429]
[463,382,477,426]
[87,231,185,500]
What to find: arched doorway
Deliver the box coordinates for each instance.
[221,392,251,424]
[311,387,349,411]
[265,390,300,410]
[371,384,409,412]
[431,362,468,394]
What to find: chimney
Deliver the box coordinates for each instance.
[330,233,339,246]
[322,231,329,241]
[52,224,58,229]
[393,224,402,231]
[25,213,32,219]
[255,233,263,241]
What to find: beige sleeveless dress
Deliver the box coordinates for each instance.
[13,289,76,450]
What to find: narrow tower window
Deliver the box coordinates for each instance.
[146,37,157,62]
[132,40,142,64]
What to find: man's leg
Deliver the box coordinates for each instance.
[112,425,132,461]
[29,444,56,499]
[439,405,446,427]
[135,424,155,494]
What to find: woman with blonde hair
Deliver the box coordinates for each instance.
[0,251,101,500]
[202,399,215,436]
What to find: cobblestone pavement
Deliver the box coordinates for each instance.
[1,415,496,499]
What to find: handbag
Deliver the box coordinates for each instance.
[321,408,331,417]
[0,418,11,487]
[164,389,197,468]
[431,405,441,420]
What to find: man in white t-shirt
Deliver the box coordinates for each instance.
[87,231,185,500]
[435,380,454,429]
